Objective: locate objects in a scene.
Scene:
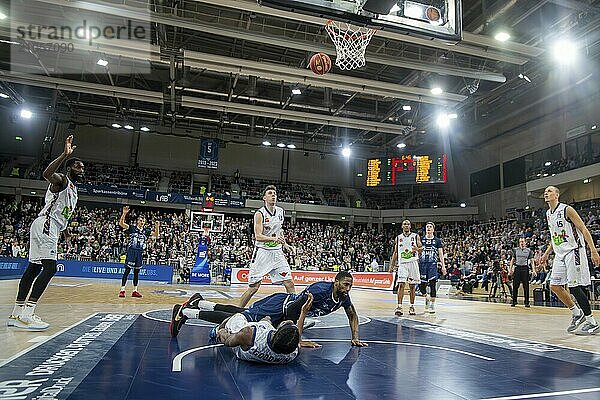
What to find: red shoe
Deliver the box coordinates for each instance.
[131,291,143,298]
[118,290,125,298]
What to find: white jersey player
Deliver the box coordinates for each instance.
[540,186,599,335]
[390,219,422,316]
[238,185,295,307]
[8,135,84,331]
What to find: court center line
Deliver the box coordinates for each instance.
[480,387,600,400]
[172,344,224,372]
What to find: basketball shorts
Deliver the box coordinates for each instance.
[549,247,591,287]
[225,313,250,334]
[243,293,288,324]
[397,261,421,284]
[248,248,291,284]
[125,248,143,269]
[28,217,60,263]
[419,262,438,282]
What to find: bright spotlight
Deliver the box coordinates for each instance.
[402,105,412,111]
[111,123,122,128]
[553,40,577,64]
[494,32,510,42]
[97,59,109,67]
[0,12,7,20]
[430,87,443,95]
[397,143,406,149]
[291,88,302,95]
[436,113,450,128]
[0,93,9,99]
[20,109,32,119]
[342,147,351,157]
[544,161,551,167]
[262,141,272,146]
[460,203,466,208]
[140,126,150,132]
[448,113,458,119]
[287,144,296,149]
[277,143,286,148]
[124,125,134,130]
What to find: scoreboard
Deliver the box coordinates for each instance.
[366,155,447,187]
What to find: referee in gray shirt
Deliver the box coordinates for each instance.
[509,237,535,307]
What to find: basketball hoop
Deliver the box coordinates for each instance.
[325,19,377,70]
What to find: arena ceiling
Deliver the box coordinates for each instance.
[0,0,599,157]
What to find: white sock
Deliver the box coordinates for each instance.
[585,315,597,325]
[120,286,126,291]
[410,303,414,307]
[133,286,138,292]
[182,308,200,319]
[196,300,216,311]
[570,305,582,316]
[397,304,402,308]
[12,302,24,316]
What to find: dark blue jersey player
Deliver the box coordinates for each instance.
[419,222,446,313]
[171,271,368,348]
[118,206,159,298]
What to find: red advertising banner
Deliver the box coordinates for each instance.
[232,268,394,290]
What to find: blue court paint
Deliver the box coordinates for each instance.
[2,313,599,400]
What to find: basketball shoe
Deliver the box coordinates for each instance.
[567,314,586,333]
[14,314,50,331]
[131,291,142,298]
[578,322,599,335]
[170,304,187,338]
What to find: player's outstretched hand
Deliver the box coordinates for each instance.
[299,340,321,348]
[351,339,368,347]
[592,251,600,266]
[64,135,76,156]
[302,292,314,313]
[122,206,129,214]
[540,254,548,266]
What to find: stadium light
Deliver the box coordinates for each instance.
[20,109,32,119]
[494,32,510,42]
[111,123,122,128]
[544,161,551,166]
[123,125,134,130]
[0,93,9,99]
[97,59,109,67]
[448,113,458,119]
[397,142,406,149]
[15,136,23,141]
[287,144,296,149]
[553,40,577,64]
[430,87,443,95]
[291,88,302,95]
[583,178,591,184]
[262,140,271,146]
[592,125,597,130]
[277,143,286,148]
[140,126,150,132]
[342,147,351,157]
[436,113,450,128]
[460,203,466,208]
[0,12,6,20]
[402,105,412,111]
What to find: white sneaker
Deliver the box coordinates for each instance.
[15,314,50,331]
[427,305,436,314]
[7,315,18,327]
[577,322,599,335]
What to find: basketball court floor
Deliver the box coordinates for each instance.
[1,278,599,400]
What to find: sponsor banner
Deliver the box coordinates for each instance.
[78,184,146,200]
[190,237,211,284]
[78,185,244,208]
[0,313,137,399]
[232,268,394,290]
[0,257,173,283]
[197,139,219,169]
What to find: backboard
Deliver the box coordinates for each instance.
[190,211,225,233]
[258,0,462,42]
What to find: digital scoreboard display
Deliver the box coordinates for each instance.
[366,155,447,186]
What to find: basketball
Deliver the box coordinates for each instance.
[309,52,332,75]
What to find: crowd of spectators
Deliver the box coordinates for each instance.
[168,171,192,193]
[527,152,600,181]
[322,187,347,207]
[2,194,598,288]
[82,162,161,190]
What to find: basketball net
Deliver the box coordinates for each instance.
[202,226,211,237]
[325,19,377,70]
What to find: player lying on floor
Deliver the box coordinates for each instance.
[171,271,368,348]
[170,293,313,364]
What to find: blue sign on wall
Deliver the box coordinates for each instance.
[0,257,173,283]
[197,139,219,169]
[190,236,211,284]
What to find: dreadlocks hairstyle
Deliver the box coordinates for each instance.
[270,323,300,354]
